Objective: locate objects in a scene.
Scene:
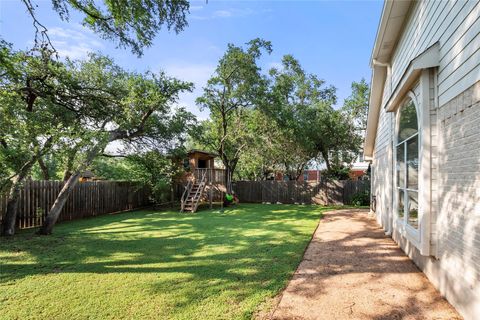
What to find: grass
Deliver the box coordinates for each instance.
[0,203,331,320]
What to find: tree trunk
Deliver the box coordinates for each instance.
[63,147,78,181]
[38,157,50,180]
[1,180,22,236]
[321,150,331,171]
[1,161,36,236]
[37,172,80,235]
[224,166,232,194]
[63,170,72,182]
[37,143,104,235]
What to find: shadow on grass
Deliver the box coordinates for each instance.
[1,204,329,318]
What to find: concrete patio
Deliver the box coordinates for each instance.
[270,209,461,320]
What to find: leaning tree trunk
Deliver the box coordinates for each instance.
[62,147,78,181]
[37,172,81,235]
[37,143,104,235]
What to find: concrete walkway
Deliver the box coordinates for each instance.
[271,209,461,320]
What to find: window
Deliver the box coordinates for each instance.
[358,151,364,162]
[198,159,207,168]
[303,171,308,181]
[396,98,419,229]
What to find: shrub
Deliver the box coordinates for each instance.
[350,190,370,206]
[322,166,351,180]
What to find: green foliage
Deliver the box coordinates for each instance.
[195,39,272,188]
[90,150,187,203]
[30,155,63,180]
[90,157,134,181]
[194,45,365,182]
[322,166,351,180]
[0,43,89,187]
[124,151,185,203]
[26,0,190,56]
[342,78,370,132]
[350,190,370,206]
[265,55,360,171]
[0,41,195,199]
[0,204,328,319]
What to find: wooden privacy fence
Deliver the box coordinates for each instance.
[233,180,369,205]
[0,180,151,230]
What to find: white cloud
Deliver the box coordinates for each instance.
[163,63,216,120]
[213,10,233,18]
[190,7,260,20]
[189,5,204,11]
[48,25,103,60]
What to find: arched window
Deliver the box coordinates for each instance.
[396,97,419,229]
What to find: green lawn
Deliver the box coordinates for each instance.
[0,204,330,320]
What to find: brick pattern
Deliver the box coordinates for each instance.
[372,77,480,319]
[437,81,480,287]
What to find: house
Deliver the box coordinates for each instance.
[364,1,480,319]
[179,150,226,213]
[349,151,370,180]
[185,149,217,171]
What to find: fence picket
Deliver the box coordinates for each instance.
[0,180,152,230]
[233,180,369,206]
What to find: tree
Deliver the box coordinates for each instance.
[37,58,195,235]
[196,39,272,192]
[342,79,370,132]
[124,149,186,203]
[234,109,311,181]
[0,44,91,236]
[21,0,190,56]
[266,55,339,171]
[92,149,186,204]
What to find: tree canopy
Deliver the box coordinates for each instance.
[0,42,195,235]
[194,42,366,182]
[21,0,190,56]
[195,38,272,191]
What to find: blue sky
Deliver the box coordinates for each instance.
[0,0,383,120]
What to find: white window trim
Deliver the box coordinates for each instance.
[392,70,432,256]
[394,91,421,245]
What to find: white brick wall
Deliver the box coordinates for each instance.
[437,81,480,287]
[370,0,480,317]
[390,81,480,320]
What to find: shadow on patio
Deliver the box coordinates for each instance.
[270,209,461,320]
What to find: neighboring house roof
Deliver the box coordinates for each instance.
[351,162,369,171]
[187,149,218,157]
[364,0,412,158]
[80,170,95,178]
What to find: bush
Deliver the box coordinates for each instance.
[322,166,351,180]
[350,191,370,206]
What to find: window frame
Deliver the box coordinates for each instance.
[394,91,421,245]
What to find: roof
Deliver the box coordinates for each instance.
[187,149,218,157]
[364,0,413,158]
[80,170,95,178]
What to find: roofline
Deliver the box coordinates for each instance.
[187,149,219,157]
[370,0,392,66]
[364,0,413,158]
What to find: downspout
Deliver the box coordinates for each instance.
[372,59,394,236]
